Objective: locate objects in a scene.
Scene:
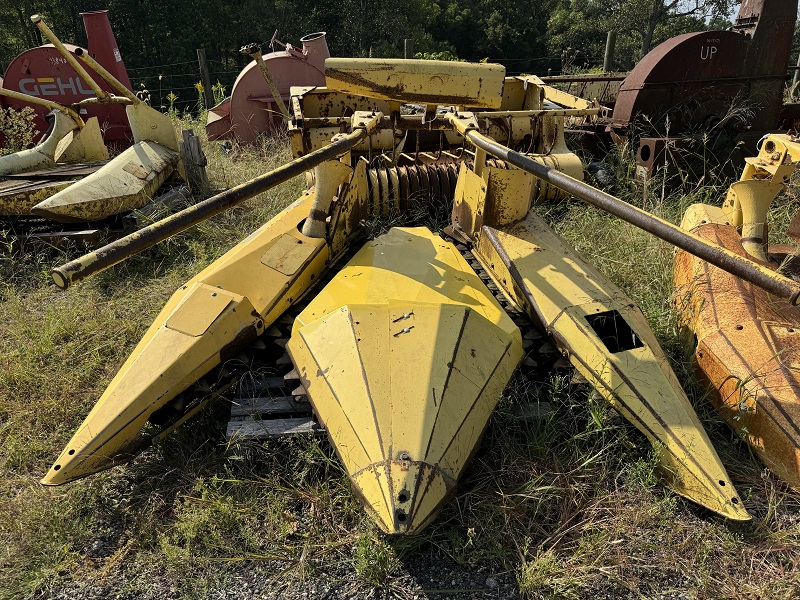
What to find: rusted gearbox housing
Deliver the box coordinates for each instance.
[46,58,800,534]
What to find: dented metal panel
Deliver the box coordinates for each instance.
[30,141,178,222]
[41,198,330,485]
[324,58,506,108]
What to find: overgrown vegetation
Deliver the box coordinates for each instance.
[3,113,800,600]
[0,107,38,156]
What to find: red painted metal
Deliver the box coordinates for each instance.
[206,33,329,144]
[0,10,132,150]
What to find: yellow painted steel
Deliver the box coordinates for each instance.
[716,134,800,260]
[675,133,800,491]
[288,227,523,534]
[54,116,109,164]
[42,195,330,484]
[31,141,179,222]
[324,58,506,109]
[0,181,74,216]
[474,213,750,521]
[0,87,84,127]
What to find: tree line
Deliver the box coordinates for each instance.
[0,0,772,89]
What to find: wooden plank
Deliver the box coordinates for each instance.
[226,417,322,440]
[239,376,290,394]
[229,395,312,418]
[3,162,108,179]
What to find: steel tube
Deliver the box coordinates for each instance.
[464,129,800,304]
[0,88,84,126]
[52,128,368,289]
[241,44,290,123]
[74,47,139,103]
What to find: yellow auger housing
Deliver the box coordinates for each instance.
[48,58,800,530]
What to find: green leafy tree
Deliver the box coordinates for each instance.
[547,0,735,71]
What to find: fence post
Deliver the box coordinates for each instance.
[404,39,414,59]
[793,53,800,88]
[603,31,617,73]
[196,48,214,109]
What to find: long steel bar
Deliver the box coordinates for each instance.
[539,75,626,83]
[73,48,139,104]
[51,128,369,289]
[463,127,800,304]
[0,88,84,126]
[241,44,290,123]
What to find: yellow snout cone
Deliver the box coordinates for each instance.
[288,228,523,533]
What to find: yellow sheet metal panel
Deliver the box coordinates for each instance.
[261,233,321,275]
[675,218,800,492]
[552,303,748,520]
[31,141,178,222]
[475,213,751,521]
[54,116,109,163]
[291,302,520,534]
[484,167,533,226]
[477,215,629,324]
[126,102,180,151]
[452,164,487,234]
[0,180,73,216]
[166,283,238,337]
[324,58,506,108]
[288,228,523,533]
[43,197,331,485]
[295,228,517,334]
[42,292,260,485]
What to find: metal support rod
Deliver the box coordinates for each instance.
[51,128,369,289]
[793,53,800,87]
[603,31,617,73]
[73,47,139,104]
[463,128,800,304]
[30,15,110,101]
[0,87,84,126]
[240,44,290,123]
[540,75,626,83]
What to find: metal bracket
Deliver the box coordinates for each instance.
[351,111,383,134]
[445,112,480,136]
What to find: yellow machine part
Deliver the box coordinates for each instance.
[675,132,800,491]
[0,110,78,177]
[288,227,523,534]
[474,212,750,521]
[42,195,331,484]
[54,116,109,164]
[324,58,506,109]
[31,141,179,222]
[0,180,74,217]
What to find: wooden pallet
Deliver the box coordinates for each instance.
[226,373,323,441]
